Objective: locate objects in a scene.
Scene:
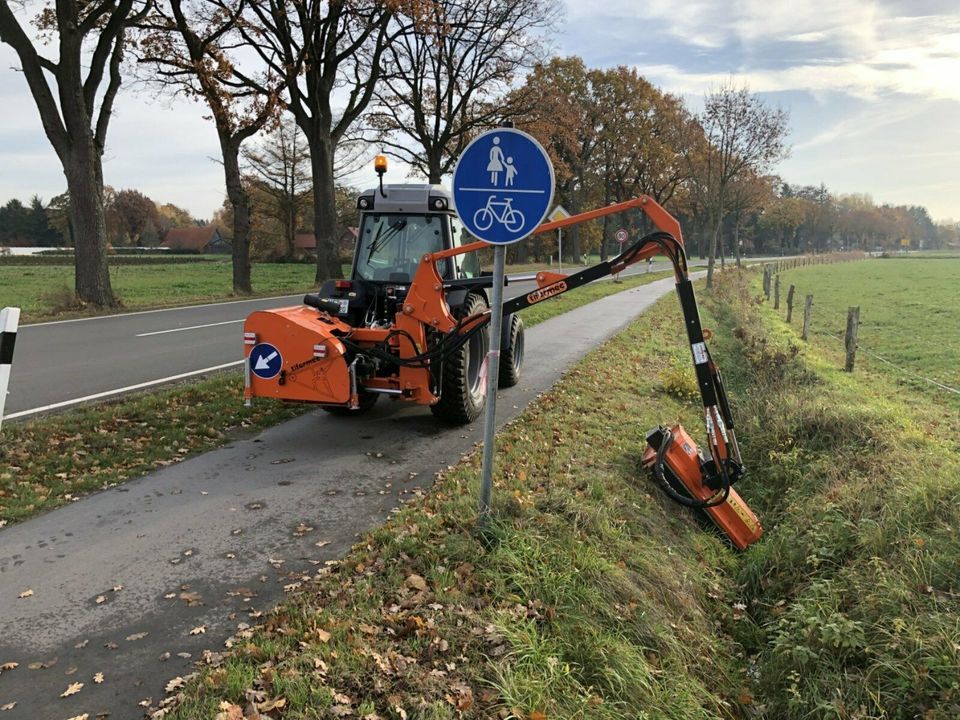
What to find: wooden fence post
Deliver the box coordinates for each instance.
[763,265,771,299]
[844,306,860,371]
[802,294,813,341]
[786,285,795,322]
[774,274,781,309]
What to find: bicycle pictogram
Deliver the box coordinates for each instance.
[473,195,525,233]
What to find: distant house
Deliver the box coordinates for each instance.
[294,228,359,256]
[160,226,231,254]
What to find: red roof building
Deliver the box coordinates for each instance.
[160,226,230,253]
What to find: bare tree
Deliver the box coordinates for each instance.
[243,118,312,258]
[231,0,414,282]
[138,0,281,293]
[0,0,151,305]
[699,83,789,287]
[369,0,557,184]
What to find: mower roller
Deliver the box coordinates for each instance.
[242,179,762,549]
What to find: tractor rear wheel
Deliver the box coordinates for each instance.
[498,313,524,388]
[431,293,489,424]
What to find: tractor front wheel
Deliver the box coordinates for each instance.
[498,313,524,388]
[431,293,489,424]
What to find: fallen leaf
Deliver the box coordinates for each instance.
[189,626,206,636]
[93,672,104,684]
[60,681,84,697]
[18,589,33,599]
[0,662,18,672]
[74,640,89,649]
[529,712,547,720]
[27,657,57,670]
[66,715,88,720]
[315,628,331,643]
[315,540,331,548]
[112,585,123,592]
[0,702,15,711]
[406,574,427,591]
[214,702,243,720]
[259,697,286,711]
[126,632,149,642]
[165,676,185,693]
[95,596,106,605]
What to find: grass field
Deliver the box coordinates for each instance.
[776,257,960,400]
[155,268,960,719]
[0,262,321,320]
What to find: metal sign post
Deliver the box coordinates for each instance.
[477,246,506,518]
[452,128,554,524]
[549,205,570,272]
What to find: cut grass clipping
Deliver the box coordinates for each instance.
[161,268,960,719]
[0,270,671,526]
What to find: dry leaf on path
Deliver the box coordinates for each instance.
[126,632,149,642]
[165,676,185,693]
[189,626,206,636]
[95,596,106,605]
[93,672,104,684]
[66,714,88,720]
[60,681,84,697]
[0,662,18,672]
[0,702,16,711]
[18,589,33,599]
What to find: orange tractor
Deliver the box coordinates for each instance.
[242,182,762,549]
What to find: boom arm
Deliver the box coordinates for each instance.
[406,195,742,498]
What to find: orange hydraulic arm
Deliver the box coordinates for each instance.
[402,196,749,527]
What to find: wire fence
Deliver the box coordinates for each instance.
[760,257,960,400]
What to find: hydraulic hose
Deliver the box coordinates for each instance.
[651,427,730,509]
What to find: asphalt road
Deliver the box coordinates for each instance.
[0,274,701,719]
[4,265,661,418]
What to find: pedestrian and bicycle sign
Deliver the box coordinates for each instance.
[249,342,283,380]
[452,128,554,245]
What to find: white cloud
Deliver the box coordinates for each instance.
[566,0,960,101]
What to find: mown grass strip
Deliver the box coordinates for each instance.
[0,270,671,526]
[159,268,959,720]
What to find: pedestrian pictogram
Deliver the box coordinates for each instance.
[452,128,554,245]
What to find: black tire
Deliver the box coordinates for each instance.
[321,392,379,416]
[498,313,524,388]
[431,293,489,424]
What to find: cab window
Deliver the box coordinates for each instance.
[450,216,480,279]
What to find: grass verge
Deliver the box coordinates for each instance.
[156,268,960,720]
[0,270,672,527]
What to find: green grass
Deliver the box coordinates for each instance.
[0,262,321,321]
[0,270,671,526]
[158,268,960,720]
[775,257,960,400]
[0,376,304,525]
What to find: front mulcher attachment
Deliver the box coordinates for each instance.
[642,424,762,550]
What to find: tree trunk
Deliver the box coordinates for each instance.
[310,137,342,282]
[65,142,114,306]
[222,137,252,294]
[734,221,742,268]
[706,210,722,289]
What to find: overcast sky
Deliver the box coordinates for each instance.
[2,0,959,221]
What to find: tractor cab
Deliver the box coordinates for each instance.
[318,184,486,328]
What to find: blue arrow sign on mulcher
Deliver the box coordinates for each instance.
[452,128,554,245]
[249,342,283,380]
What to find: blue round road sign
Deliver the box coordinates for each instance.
[452,128,554,245]
[249,342,282,380]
